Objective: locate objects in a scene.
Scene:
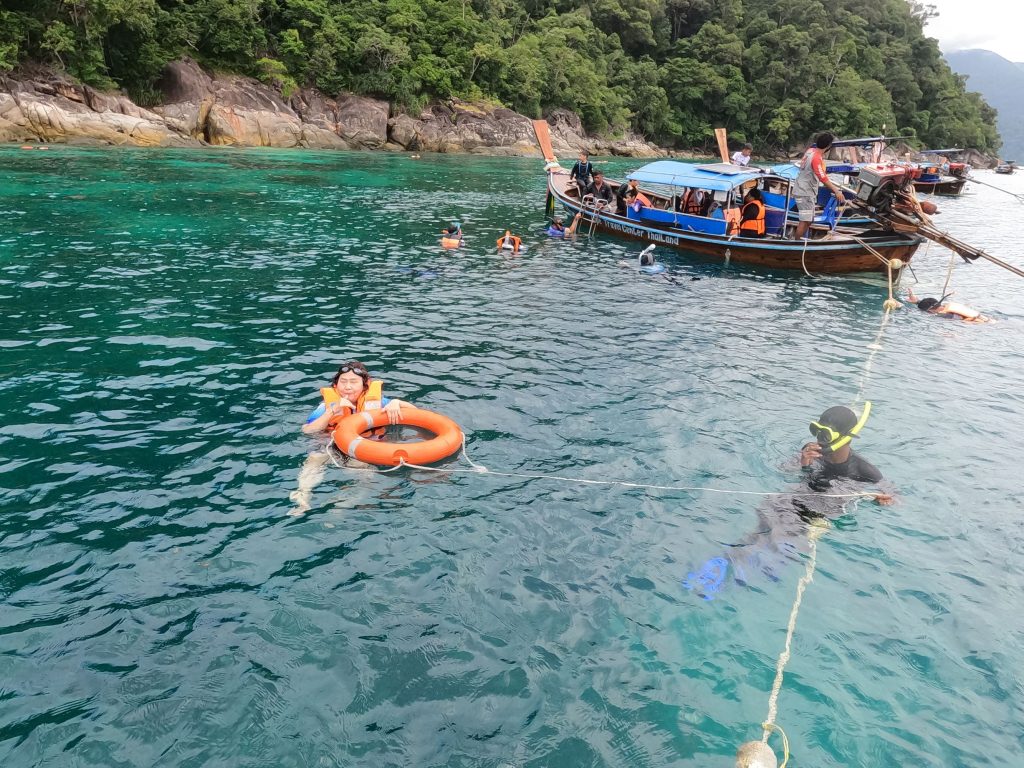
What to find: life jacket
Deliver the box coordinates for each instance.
[679,189,703,215]
[723,207,741,235]
[497,231,522,252]
[739,200,766,235]
[320,379,384,428]
[633,192,652,208]
[547,226,564,237]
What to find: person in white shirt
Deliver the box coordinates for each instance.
[731,143,753,166]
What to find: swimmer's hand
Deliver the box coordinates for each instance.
[873,493,894,506]
[383,399,403,424]
[800,442,822,467]
[331,398,356,414]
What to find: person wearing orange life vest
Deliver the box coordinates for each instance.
[496,230,522,252]
[290,361,413,516]
[624,189,651,216]
[676,187,705,215]
[302,361,410,435]
[738,188,767,238]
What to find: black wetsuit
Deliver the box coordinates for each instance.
[805,450,882,488]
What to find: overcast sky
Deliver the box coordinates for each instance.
[924,0,1024,62]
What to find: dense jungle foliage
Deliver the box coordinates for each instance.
[0,0,1000,152]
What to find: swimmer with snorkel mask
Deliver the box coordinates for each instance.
[801,402,893,504]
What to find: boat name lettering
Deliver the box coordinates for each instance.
[606,220,680,245]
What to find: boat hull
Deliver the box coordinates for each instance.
[548,174,921,274]
[913,178,967,195]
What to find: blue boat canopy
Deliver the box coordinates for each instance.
[627,161,765,192]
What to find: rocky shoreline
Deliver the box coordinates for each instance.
[0,58,668,159]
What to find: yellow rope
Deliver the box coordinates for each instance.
[762,525,826,741]
[762,722,791,768]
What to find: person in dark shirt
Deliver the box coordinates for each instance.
[684,401,892,598]
[587,171,615,206]
[801,403,891,501]
[569,151,593,197]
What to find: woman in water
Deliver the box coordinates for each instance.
[289,361,412,516]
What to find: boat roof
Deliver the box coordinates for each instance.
[627,161,768,191]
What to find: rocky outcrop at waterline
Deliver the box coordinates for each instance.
[0,59,660,158]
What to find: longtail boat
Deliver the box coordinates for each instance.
[545,160,922,274]
[994,162,1015,175]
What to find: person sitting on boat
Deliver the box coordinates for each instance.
[569,151,594,197]
[291,361,413,516]
[624,188,652,217]
[676,187,705,215]
[738,188,767,238]
[793,132,846,240]
[586,170,615,206]
[616,178,640,215]
[731,143,753,167]
[906,289,991,323]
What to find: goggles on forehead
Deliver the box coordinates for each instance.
[809,401,872,452]
[338,364,367,376]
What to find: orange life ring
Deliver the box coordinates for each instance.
[332,408,463,466]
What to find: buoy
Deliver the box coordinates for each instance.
[332,408,463,467]
[889,258,904,270]
[735,740,778,768]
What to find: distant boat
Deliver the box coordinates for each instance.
[545,160,922,274]
[994,161,1016,175]
[912,161,969,195]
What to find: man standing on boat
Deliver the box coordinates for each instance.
[792,132,846,240]
[569,151,594,197]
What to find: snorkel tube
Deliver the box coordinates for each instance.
[809,401,872,453]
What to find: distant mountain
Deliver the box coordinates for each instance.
[946,49,1024,160]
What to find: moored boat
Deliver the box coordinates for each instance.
[912,162,968,195]
[546,161,922,274]
[994,161,1016,175]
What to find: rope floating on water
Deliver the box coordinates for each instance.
[323,436,875,501]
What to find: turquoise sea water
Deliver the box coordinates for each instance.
[1,146,1023,766]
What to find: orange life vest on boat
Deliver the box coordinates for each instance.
[633,192,652,207]
[497,231,522,252]
[679,189,703,215]
[739,200,766,235]
[723,207,741,235]
[320,379,384,428]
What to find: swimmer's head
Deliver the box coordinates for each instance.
[809,403,871,453]
[916,297,941,311]
[449,221,461,231]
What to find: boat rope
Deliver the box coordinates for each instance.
[799,236,813,278]
[966,174,1024,203]
[940,246,957,299]
[320,436,876,501]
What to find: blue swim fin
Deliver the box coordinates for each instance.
[683,557,729,600]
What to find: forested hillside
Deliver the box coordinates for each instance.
[0,0,1000,151]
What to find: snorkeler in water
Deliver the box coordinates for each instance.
[906,289,991,323]
[684,402,893,599]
